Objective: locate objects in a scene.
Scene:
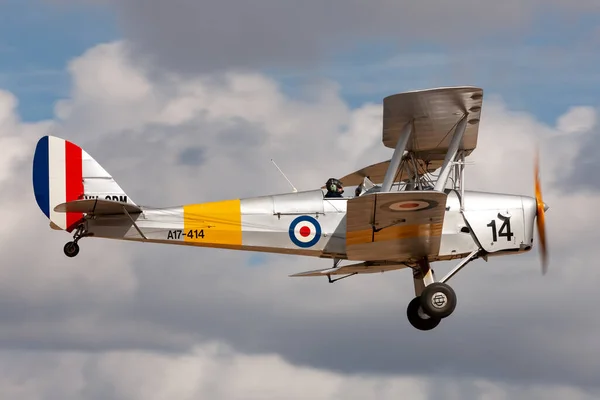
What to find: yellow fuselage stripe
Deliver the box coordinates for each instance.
[183,199,242,246]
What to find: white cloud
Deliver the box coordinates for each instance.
[0,343,597,400]
[0,82,137,324]
[2,39,600,398]
[0,90,53,185]
[87,343,425,400]
[557,106,597,134]
[55,41,160,134]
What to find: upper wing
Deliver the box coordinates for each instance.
[383,86,483,160]
[345,191,448,261]
[53,199,142,216]
[329,87,482,187]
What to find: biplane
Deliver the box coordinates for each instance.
[32,86,548,331]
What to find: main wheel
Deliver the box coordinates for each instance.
[420,282,457,319]
[64,241,79,258]
[406,296,441,331]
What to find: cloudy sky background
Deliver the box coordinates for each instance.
[1,0,600,398]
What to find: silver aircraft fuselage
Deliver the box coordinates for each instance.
[84,188,537,263]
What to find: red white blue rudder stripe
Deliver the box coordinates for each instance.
[32,135,135,232]
[33,136,84,231]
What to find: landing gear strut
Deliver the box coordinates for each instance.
[63,224,91,258]
[406,250,479,331]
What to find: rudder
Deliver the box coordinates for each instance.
[32,135,135,231]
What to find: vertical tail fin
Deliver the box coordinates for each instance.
[32,135,135,231]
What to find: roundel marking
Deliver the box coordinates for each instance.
[381,199,439,212]
[289,215,321,248]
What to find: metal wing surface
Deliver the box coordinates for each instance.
[345,191,448,261]
[383,86,483,160]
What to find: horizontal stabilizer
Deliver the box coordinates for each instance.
[49,221,62,230]
[53,199,142,216]
[290,261,409,277]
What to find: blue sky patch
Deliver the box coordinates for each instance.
[0,0,118,121]
[2,1,599,128]
[266,15,600,126]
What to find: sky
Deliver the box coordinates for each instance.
[1,0,600,399]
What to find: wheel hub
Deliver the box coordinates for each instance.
[431,292,448,308]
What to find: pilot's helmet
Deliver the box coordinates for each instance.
[326,178,344,194]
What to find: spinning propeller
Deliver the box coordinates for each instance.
[534,150,549,274]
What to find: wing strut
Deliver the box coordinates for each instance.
[434,116,468,191]
[122,206,147,240]
[381,121,413,192]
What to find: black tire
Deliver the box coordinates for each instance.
[64,241,79,258]
[420,282,457,319]
[406,296,441,331]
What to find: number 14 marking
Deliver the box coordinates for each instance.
[487,214,513,242]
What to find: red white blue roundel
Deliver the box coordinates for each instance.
[289,215,321,248]
[388,200,431,211]
[381,198,439,212]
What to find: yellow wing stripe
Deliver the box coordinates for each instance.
[183,199,242,245]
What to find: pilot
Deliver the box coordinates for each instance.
[355,184,363,197]
[325,178,344,198]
